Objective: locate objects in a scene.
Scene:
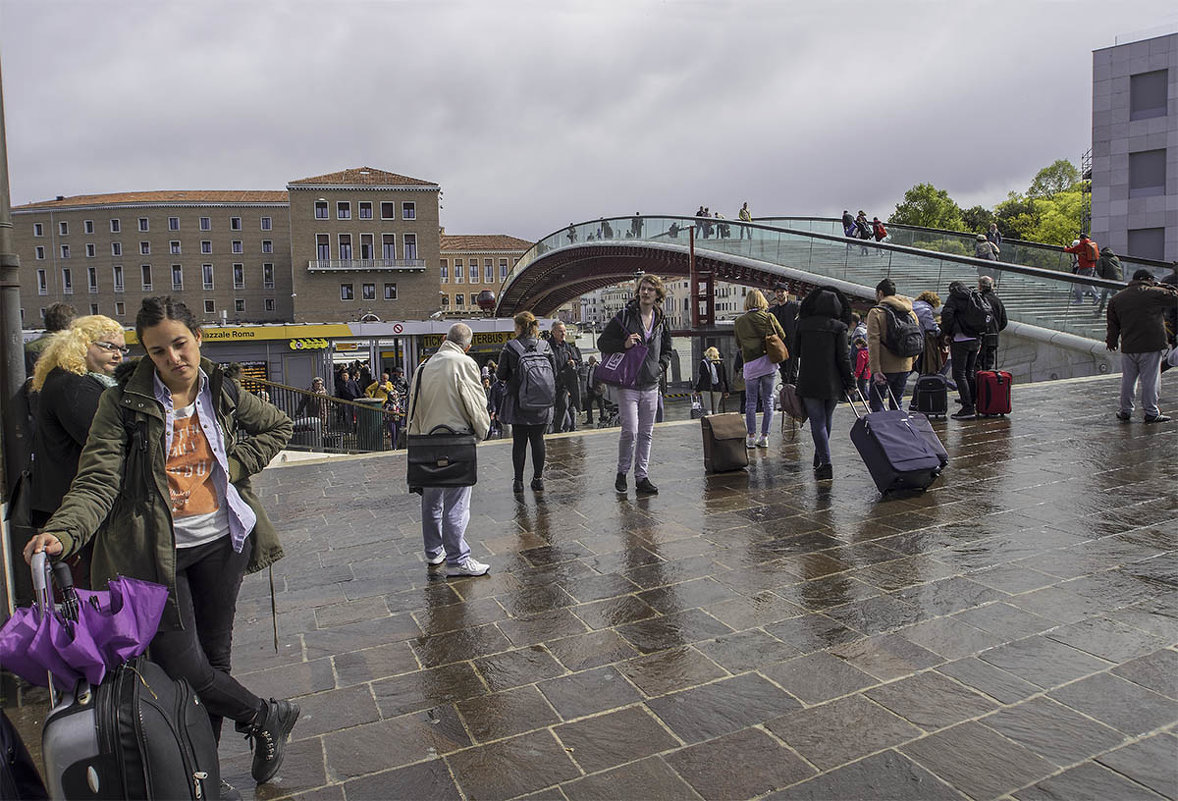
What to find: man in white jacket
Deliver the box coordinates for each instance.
[406,323,492,577]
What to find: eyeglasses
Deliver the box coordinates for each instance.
[92,341,130,355]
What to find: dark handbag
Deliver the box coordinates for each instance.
[405,363,478,490]
[596,343,649,388]
[778,383,807,422]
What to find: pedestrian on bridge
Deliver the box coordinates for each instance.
[1106,269,1178,423]
[1065,233,1101,305]
[739,202,753,239]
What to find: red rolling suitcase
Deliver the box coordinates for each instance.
[975,370,1012,416]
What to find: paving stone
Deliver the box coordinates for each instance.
[341,759,461,801]
[473,645,566,692]
[1045,616,1170,662]
[694,628,802,672]
[372,662,487,718]
[900,721,1056,800]
[614,608,733,654]
[292,684,380,738]
[766,749,964,800]
[446,730,581,801]
[543,629,639,672]
[937,657,1042,704]
[1111,648,1178,698]
[322,705,470,780]
[767,693,924,770]
[559,756,698,800]
[762,612,863,653]
[615,646,728,697]
[979,635,1112,689]
[1095,733,1178,798]
[664,727,815,800]
[865,671,998,730]
[570,594,658,630]
[980,697,1127,766]
[1049,672,1178,736]
[828,633,943,680]
[332,643,418,687]
[553,705,680,774]
[1013,761,1164,801]
[537,665,644,720]
[647,673,801,744]
[759,651,876,704]
[897,615,1006,660]
[455,684,561,743]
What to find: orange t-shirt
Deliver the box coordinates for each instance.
[167,402,227,547]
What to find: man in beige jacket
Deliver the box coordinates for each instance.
[866,278,918,411]
[406,323,492,577]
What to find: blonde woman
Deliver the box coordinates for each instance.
[733,289,786,448]
[694,346,729,415]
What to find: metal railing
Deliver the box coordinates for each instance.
[307,258,425,272]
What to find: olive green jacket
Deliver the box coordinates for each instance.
[46,357,292,629]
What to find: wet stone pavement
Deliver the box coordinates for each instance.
[5,373,1178,800]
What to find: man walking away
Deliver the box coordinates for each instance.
[977,276,1008,371]
[1065,233,1100,305]
[1095,246,1123,315]
[940,281,991,420]
[866,279,919,412]
[407,323,492,576]
[25,302,76,374]
[1106,270,1178,423]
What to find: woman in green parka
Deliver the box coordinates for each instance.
[23,296,299,794]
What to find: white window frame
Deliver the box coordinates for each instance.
[140,265,152,291]
[33,222,43,237]
[382,233,395,259]
[84,220,94,234]
[231,240,243,254]
[60,244,71,259]
[403,233,417,260]
[358,201,373,220]
[112,265,125,293]
[36,269,47,295]
[61,268,73,294]
[263,263,275,289]
[362,283,376,300]
[170,241,182,254]
[261,240,273,253]
[201,240,212,254]
[314,201,328,219]
[264,298,276,312]
[172,265,183,290]
[233,263,245,289]
[139,241,150,256]
[202,264,214,290]
[115,301,125,316]
[35,246,45,260]
[168,217,180,231]
[230,217,242,231]
[59,221,69,236]
[138,218,149,232]
[234,298,246,313]
[200,216,212,231]
[384,282,397,301]
[204,300,215,314]
[336,201,351,220]
[85,243,96,257]
[110,219,121,233]
[402,202,416,220]
[380,201,395,220]
[88,266,98,293]
[340,283,354,301]
[111,242,122,257]
[260,216,272,231]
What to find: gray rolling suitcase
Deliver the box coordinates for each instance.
[32,554,220,801]
[847,389,948,493]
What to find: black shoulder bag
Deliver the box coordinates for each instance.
[405,360,478,491]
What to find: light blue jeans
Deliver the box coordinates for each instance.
[616,386,659,479]
[1119,350,1164,418]
[744,372,776,436]
[422,486,472,566]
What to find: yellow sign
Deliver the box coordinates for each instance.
[126,324,351,345]
[421,331,513,349]
[289,338,329,350]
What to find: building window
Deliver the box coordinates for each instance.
[1127,227,1166,261]
[140,265,152,290]
[202,264,214,290]
[337,201,351,220]
[454,259,464,283]
[110,219,121,233]
[200,216,211,231]
[359,201,372,219]
[170,241,182,254]
[36,269,47,295]
[264,298,276,312]
[380,201,395,219]
[314,200,328,219]
[201,240,212,254]
[231,240,243,254]
[235,299,245,313]
[84,220,94,234]
[88,267,98,292]
[230,217,242,231]
[316,234,330,261]
[455,293,464,307]
[112,265,124,292]
[260,216,272,231]
[404,233,417,260]
[1130,70,1168,121]
[469,259,479,283]
[35,246,45,260]
[338,234,352,260]
[499,259,508,281]
[60,244,71,259]
[90,303,99,315]
[168,217,180,231]
[261,239,273,253]
[111,242,122,257]
[360,233,374,260]
[263,263,274,289]
[362,283,376,300]
[382,234,395,259]
[85,243,96,257]
[233,263,245,289]
[402,202,415,220]
[172,265,183,290]
[384,282,397,300]
[340,283,354,301]
[62,268,73,294]
[441,295,450,307]
[33,222,43,237]
[1129,149,1166,198]
[138,218,149,232]
[59,221,69,236]
[204,300,215,314]
[115,301,125,316]
[139,241,150,256]
[484,259,493,283]
[440,263,449,282]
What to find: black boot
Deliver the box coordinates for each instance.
[237,698,301,784]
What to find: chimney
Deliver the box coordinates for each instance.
[56,195,65,201]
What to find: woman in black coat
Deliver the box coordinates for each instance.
[694,346,729,415]
[794,286,855,480]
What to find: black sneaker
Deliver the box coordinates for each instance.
[615,473,627,494]
[814,463,833,480]
[951,409,977,420]
[239,698,301,784]
[1144,414,1171,423]
[635,477,659,495]
[531,477,545,491]
[1115,412,1131,422]
[512,479,524,493]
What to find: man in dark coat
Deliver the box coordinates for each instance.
[977,275,1008,371]
[768,285,800,385]
[549,322,583,432]
[1106,269,1178,423]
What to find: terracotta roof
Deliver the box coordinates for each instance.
[288,167,437,188]
[13,190,289,210]
[441,234,534,252]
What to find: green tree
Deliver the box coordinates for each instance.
[994,191,1038,240]
[1027,159,1081,198]
[1025,188,1084,246]
[888,183,964,231]
[961,205,995,234]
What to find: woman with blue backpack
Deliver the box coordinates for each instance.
[496,311,558,493]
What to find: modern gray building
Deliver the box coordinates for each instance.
[1090,30,1176,262]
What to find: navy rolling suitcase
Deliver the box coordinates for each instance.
[848,390,948,494]
[911,374,949,418]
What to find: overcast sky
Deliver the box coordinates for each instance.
[2,1,1175,242]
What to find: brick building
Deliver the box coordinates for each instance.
[439,233,532,314]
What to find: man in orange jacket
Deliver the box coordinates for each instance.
[1064,233,1100,305]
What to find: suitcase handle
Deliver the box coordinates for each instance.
[845,382,902,418]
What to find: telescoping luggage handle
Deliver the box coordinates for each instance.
[30,551,81,704]
[844,384,903,420]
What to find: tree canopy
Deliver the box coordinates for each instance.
[1027,159,1081,198]
[888,183,964,231]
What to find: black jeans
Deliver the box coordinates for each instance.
[512,424,547,481]
[553,386,580,433]
[950,340,981,411]
[978,333,999,371]
[149,534,259,741]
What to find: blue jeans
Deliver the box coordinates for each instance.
[422,486,473,566]
[869,371,910,412]
[744,371,776,435]
[803,397,838,465]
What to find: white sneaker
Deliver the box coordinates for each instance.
[746,435,757,449]
[447,557,490,577]
[426,551,446,566]
[756,435,769,448]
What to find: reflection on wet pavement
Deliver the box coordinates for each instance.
[3,375,1176,799]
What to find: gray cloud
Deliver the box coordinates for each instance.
[2,0,1175,242]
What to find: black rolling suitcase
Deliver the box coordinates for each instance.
[701,413,749,473]
[847,389,948,494]
[911,374,949,418]
[31,554,221,801]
